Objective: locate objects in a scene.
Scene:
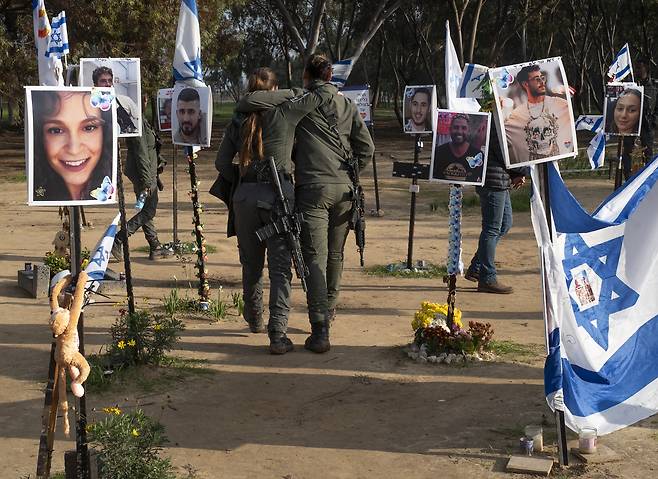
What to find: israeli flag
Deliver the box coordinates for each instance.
[46,11,69,58]
[173,0,205,87]
[575,115,606,169]
[608,43,633,82]
[85,214,121,294]
[458,63,489,99]
[331,58,354,87]
[32,0,63,85]
[445,21,480,112]
[531,160,658,435]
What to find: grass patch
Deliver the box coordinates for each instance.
[488,340,544,363]
[86,354,214,394]
[134,242,217,254]
[365,262,447,278]
[429,185,531,213]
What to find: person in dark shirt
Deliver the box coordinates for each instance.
[433,114,483,183]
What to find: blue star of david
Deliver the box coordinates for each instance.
[562,234,639,350]
[90,246,107,268]
[174,49,203,81]
[51,32,61,42]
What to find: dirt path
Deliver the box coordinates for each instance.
[0,130,656,478]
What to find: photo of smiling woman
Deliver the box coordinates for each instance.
[27,87,117,205]
[604,83,644,136]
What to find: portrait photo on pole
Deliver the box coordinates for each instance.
[403,85,436,134]
[490,57,577,167]
[430,110,491,186]
[26,86,118,206]
[341,85,372,126]
[171,84,213,148]
[604,82,644,136]
[79,57,142,137]
[157,88,174,132]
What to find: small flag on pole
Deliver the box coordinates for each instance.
[32,0,63,85]
[608,43,633,82]
[46,11,69,58]
[85,214,121,294]
[331,58,355,87]
[575,115,606,169]
[458,63,489,99]
[173,0,205,87]
[445,21,480,112]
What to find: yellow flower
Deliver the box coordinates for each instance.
[103,406,122,415]
[85,423,94,432]
[131,428,140,437]
[81,259,89,269]
[127,339,136,347]
[154,324,162,331]
[117,340,126,350]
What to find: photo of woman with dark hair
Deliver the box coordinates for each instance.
[28,88,116,204]
[604,85,644,136]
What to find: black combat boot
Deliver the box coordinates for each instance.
[269,332,294,355]
[304,320,330,353]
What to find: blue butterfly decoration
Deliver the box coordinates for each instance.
[496,68,514,89]
[466,152,484,169]
[90,89,115,112]
[90,176,115,201]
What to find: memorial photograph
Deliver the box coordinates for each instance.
[403,85,436,134]
[490,57,577,167]
[604,83,644,136]
[157,87,174,132]
[171,84,213,147]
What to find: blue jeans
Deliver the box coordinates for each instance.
[469,187,513,284]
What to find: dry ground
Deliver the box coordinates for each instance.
[0,123,656,478]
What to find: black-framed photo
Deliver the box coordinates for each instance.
[603,82,644,136]
[26,86,118,206]
[79,57,142,137]
[157,88,174,132]
[490,57,577,167]
[403,85,437,134]
[171,84,212,147]
[430,110,491,186]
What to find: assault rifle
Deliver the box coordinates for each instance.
[255,156,309,291]
[347,158,366,267]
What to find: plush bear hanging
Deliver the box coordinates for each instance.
[49,271,91,436]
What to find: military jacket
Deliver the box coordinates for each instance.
[125,118,158,191]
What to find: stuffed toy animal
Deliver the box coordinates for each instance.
[52,230,70,257]
[49,271,90,436]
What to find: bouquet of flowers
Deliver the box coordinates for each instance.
[409,301,494,363]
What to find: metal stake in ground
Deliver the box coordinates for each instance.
[537,162,569,467]
[406,134,423,269]
[614,136,624,190]
[445,185,462,326]
[70,207,90,479]
[368,123,383,216]
[186,146,210,308]
[116,147,136,315]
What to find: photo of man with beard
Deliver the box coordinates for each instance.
[430,111,490,186]
[403,85,436,134]
[172,86,211,147]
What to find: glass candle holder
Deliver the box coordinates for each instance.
[578,427,597,454]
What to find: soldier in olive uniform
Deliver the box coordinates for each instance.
[112,98,170,261]
[215,68,323,354]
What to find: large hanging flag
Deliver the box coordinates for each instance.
[444,21,480,112]
[331,58,355,87]
[85,214,121,294]
[531,160,658,436]
[575,115,606,169]
[46,11,69,58]
[173,0,205,87]
[608,43,633,82]
[458,63,489,99]
[32,0,63,85]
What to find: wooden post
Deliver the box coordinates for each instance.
[116,147,136,315]
[186,146,210,308]
[35,343,60,478]
[614,137,624,190]
[406,134,423,269]
[172,144,180,249]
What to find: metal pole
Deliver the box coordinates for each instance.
[406,134,422,269]
[368,123,382,215]
[445,185,462,326]
[537,162,569,467]
[172,143,179,248]
[70,207,89,479]
[116,146,136,314]
[614,137,624,190]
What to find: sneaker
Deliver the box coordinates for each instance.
[269,334,294,355]
[478,281,514,294]
[148,245,173,260]
[464,267,479,282]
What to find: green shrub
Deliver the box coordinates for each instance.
[87,408,176,479]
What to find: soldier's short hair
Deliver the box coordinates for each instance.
[178,88,200,103]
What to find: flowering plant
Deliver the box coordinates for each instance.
[410,301,494,359]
